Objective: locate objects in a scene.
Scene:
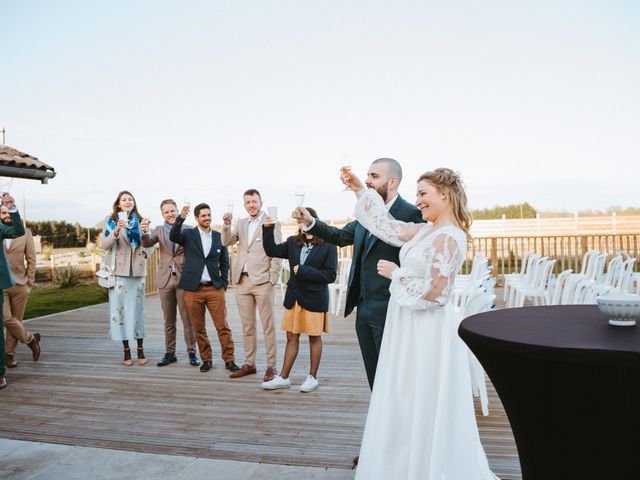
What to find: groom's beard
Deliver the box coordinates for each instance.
[373,184,388,203]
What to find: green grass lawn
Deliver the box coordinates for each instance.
[24,283,108,320]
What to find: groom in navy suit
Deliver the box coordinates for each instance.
[170,203,239,373]
[297,158,423,390]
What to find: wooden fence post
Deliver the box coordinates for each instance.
[491,238,499,284]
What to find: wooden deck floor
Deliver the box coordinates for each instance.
[0,289,521,479]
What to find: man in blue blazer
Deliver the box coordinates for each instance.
[170,203,239,373]
[0,194,29,390]
[297,158,423,390]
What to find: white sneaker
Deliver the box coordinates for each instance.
[262,375,291,390]
[299,375,319,392]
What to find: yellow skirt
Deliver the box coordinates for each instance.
[281,302,329,336]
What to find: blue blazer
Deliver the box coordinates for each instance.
[262,225,337,313]
[170,216,229,292]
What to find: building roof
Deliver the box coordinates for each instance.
[0,145,55,172]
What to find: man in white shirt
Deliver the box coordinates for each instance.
[170,203,238,373]
[222,189,282,382]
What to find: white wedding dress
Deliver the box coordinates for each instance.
[354,189,499,480]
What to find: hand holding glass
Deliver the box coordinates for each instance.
[294,186,305,207]
[341,166,352,191]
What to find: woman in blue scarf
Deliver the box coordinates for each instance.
[102,191,149,365]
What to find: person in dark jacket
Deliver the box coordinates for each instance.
[261,207,337,392]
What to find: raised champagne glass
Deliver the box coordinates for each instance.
[341,166,352,191]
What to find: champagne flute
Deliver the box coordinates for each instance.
[341,166,352,191]
[294,186,306,207]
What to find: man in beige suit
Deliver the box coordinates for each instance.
[141,199,200,367]
[1,204,41,369]
[222,189,282,382]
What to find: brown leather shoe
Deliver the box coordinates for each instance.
[28,333,41,362]
[0,376,6,390]
[229,364,257,378]
[263,367,277,382]
[6,355,17,368]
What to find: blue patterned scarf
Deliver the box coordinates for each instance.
[105,212,141,249]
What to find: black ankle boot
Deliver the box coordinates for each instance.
[189,352,201,367]
[157,353,177,367]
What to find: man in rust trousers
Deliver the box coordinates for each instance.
[222,188,281,382]
[141,199,200,367]
[1,202,40,372]
[170,202,239,373]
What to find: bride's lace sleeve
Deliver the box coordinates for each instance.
[389,232,462,310]
[354,189,420,247]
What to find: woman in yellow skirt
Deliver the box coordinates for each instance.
[262,207,338,392]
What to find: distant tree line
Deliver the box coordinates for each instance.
[472,203,537,220]
[25,221,102,248]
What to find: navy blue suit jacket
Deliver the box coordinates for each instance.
[170,216,229,292]
[262,225,337,313]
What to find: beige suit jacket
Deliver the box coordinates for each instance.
[141,225,185,290]
[3,228,36,287]
[222,214,282,285]
[101,216,147,277]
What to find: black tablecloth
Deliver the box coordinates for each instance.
[459,305,640,480]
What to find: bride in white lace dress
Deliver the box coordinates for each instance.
[345,168,498,480]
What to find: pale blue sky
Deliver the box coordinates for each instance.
[1,0,639,226]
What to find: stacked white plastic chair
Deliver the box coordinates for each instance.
[510,259,557,307]
[537,251,637,306]
[328,257,352,316]
[503,253,540,303]
[273,259,289,304]
[453,255,491,308]
[505,256,547,307]
[461,286,496,417]
[550,269,573,305]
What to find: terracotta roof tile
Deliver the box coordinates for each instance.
[0,145,55,172]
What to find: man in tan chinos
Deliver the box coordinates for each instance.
[1,204,41,369]
[222,188,281,382]
[141,199,200,367]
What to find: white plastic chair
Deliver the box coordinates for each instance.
[502,252,532,296]
[600,256,623,287]
[550,269,573,305]
[615,258,637,292]
[328,257,351,316]
[506,256,548,307]
[504,253,541,303]
[273,259,288,304]
[461,289,496,417]
[512,259,556,307]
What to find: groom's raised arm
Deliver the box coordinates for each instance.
[308,219,357,248]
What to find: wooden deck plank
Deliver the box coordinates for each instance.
[0,289,521,478]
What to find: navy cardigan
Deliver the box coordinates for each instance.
[262,225,337,313]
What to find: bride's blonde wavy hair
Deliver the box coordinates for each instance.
[418,168,472,240]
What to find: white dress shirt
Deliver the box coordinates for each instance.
[199,227,213,283]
